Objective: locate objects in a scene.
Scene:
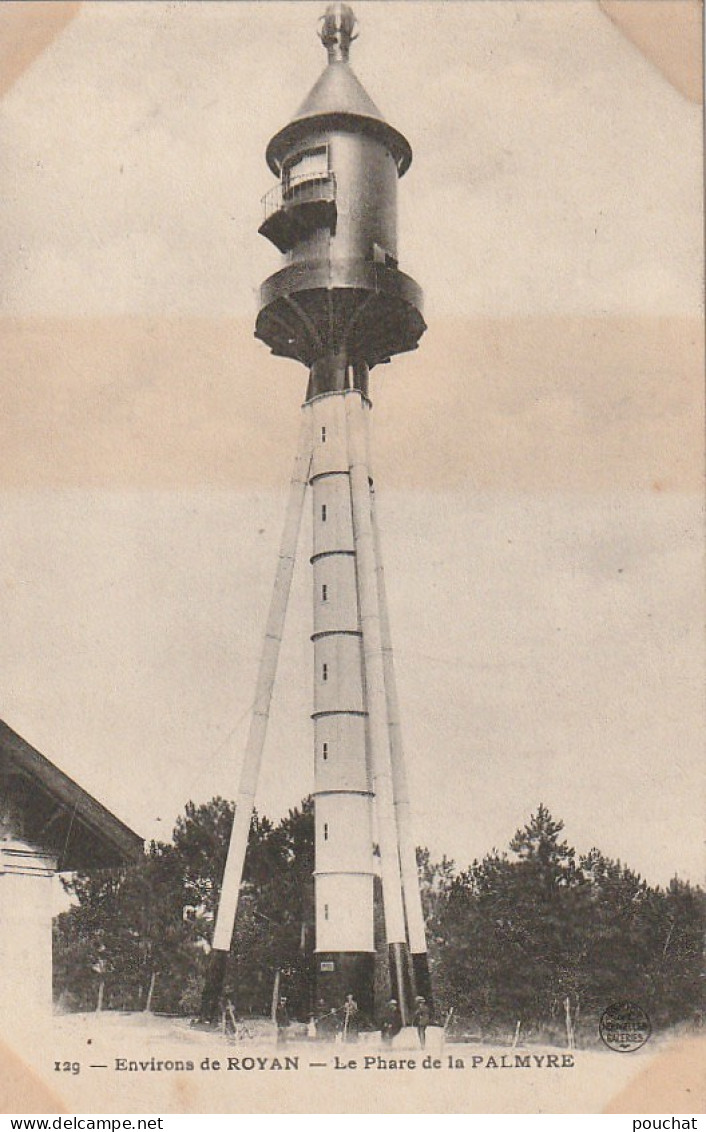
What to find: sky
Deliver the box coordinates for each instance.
[0,1,703,891]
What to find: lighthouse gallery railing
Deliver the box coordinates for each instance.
[261,171,337,223]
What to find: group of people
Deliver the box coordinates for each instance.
[381,995,431,1048]
[274,992,432,1048]
[309,993,361,1041]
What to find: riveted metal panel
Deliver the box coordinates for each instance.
[327,130,398,264]
[314,714,370,794]
[313,633,364,714]
[315,793,373,875]
[312,555,359,635]
[315,872,375,954]
[312,475,354,556]
[310,394,348,478]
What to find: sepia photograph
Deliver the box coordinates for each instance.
[0,0,703,1115]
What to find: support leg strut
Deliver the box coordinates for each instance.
[345,391,413,1025]
[371,485,434,1013]
[201,410,312,1017]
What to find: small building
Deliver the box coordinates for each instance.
[0,719,143,1023]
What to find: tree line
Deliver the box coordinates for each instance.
[53,799,704,1041]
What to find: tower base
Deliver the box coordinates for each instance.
[198,949,228,1023]
[388,941,415,1023]
[315,952,375,1028]
[411,951,434,1015]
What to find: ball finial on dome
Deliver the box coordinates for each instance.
[319,4,358,63]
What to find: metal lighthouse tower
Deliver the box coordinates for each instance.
[208,3,430,1026]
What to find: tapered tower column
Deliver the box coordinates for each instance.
[309,387,376,1018]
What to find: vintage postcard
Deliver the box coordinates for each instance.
[0,0,703,1116]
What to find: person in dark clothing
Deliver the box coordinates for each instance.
[315,997,339,1040]
[413,995,431,1049]
[275,996,290,1045]
[380,998,402,1043]
[342,993,359,1041]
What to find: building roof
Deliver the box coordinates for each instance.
[0,719,143,870]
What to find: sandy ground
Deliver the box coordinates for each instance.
[3,1010,702,1115]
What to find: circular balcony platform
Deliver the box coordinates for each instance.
[255,259,425,370]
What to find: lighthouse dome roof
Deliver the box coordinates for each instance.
[265,18,412,177]
[294,59,384,122]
